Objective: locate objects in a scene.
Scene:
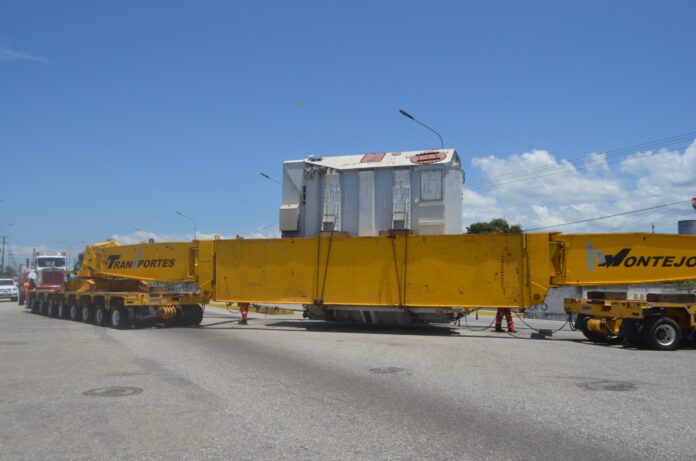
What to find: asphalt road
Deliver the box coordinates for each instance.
[1,301,695,460]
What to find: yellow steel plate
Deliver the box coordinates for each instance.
[214,233,531,307]
[553,233,696,285]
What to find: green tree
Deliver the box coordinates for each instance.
[466,218,522,234]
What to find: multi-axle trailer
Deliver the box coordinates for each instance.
[27,231,696,349]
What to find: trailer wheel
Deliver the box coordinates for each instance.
[57,301,69,319]
[183,305,204,326]
[640,317,681,351]
[69,303,80,321]
[575,314,603,343]
[110,307,130,330]
[81,305,93,324]
[47,300,57,318]
[94,306,108,327]
[620,319,641,347]
[40,299,50,316]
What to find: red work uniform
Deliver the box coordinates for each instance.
[495,308,515,333]
[239,303,249,325]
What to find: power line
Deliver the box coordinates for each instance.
[604,202,688,231]
[468,131,696,191]
[472,132,695,186]
[470,131,696,188]
[525,199,691,232]
[470,139,694,191]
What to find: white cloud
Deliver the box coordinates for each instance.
[2,226,282,272]
[584,152,609,173]
[4,244,52,269]
[0,48,47,64]
[108,226,280,245]
[109,230,184,245]
[620,143,696,190]
[464,140,696,233]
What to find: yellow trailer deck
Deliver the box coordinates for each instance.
[26,231,696,348]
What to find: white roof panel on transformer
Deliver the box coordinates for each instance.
[286,149,459,171]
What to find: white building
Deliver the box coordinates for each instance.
[279,149,464,238]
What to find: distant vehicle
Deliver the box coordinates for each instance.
[0,279,19,302]
[18,253,67,305]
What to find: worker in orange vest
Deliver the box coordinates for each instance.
[495,308,515,333]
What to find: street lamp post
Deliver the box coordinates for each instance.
[259,172,282,186]
[175,210,197,240]
[399,109,445,149]
[0,224,14,274]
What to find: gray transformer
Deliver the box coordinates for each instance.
[280,149,464,238]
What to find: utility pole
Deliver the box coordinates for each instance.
[1,236,6,275]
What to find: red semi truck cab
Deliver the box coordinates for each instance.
[19,253,67,305]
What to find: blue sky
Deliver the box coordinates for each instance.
[1,1,695,265]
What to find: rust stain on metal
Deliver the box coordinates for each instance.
[360,153,386,163]
[500,255,506,294]
[410,151,446,164]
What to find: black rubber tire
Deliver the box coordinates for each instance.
[575,315,604,342]
[94,306,108,327]
[575,314,589,331]
[70,303,81,321]
[183,304,204,326]
[47,300,57,318]
[640,316,682,351]
[172,308,186,326]
[110,307,130,330]
[39,299,50,316]
[584,330,608,343]
[620,318,642,347]
[57,302,68,319]
[81,305,93,324]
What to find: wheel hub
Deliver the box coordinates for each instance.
[655,324,676,346]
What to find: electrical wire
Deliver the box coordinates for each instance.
[525,199,691,231]
[604,202,688,231]
[471,137,693,190]
[513,312,570,334]
[459,310,573,335]
[467,131,696,190]
[472,131,696,185]
[459,312,496,331]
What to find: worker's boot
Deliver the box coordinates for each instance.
[239,303,249,325]
[494,327,504,332]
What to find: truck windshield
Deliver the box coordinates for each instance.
[0,280,14,286]
[37,258,66,268]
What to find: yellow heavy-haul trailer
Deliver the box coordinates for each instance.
[26,241,206,328]
[27,231,696,349]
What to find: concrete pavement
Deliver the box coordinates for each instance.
[1,301,695,460]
